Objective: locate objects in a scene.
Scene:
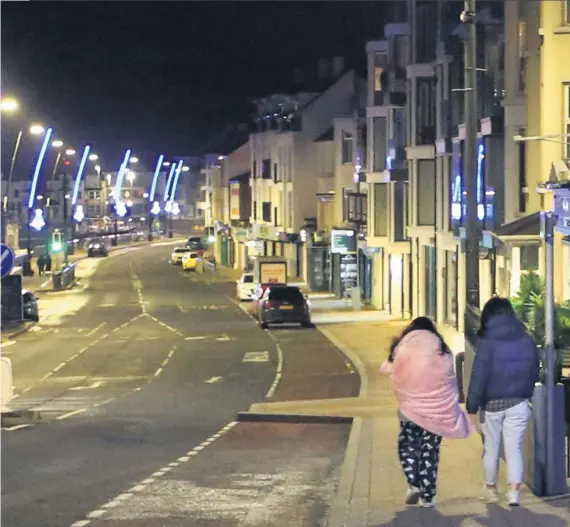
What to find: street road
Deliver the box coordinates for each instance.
[2,243,356,527]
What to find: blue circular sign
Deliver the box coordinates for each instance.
[0,243,15,279]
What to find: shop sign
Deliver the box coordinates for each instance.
[235,229,250,243]
[253,223,278,241]
[339,253,358,297]
[554,190,570,234]
[331,229,356,254]
[230,184,240,220]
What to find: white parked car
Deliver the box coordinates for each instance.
[236,273,256,301]
[171,247,187,265]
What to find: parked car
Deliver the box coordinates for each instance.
[87,239,108,257]
[22,290,39,322]
[182,251,199,271]
[186,236,206,251]
[257,285,312,329]
[170,247,187,265]
[236,273,256,301]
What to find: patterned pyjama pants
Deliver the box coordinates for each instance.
[398,420,443,503]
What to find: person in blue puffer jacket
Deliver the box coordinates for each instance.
[466,296,539,507]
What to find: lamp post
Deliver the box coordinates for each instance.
[148,154,164,241]
[26,127,53,274]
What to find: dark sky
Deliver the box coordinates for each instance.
[1,1,395,170]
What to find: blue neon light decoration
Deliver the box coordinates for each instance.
[151,201,161,215]
[115,201,127,217]
[163,164,177,202]
[30,209,46,230]
[28,128,53,208]
[73,204,85,223]
[169,160,184,202]
[476,139,485,221]
[149,154,164,202]
[113,149,132,199]
[72,145,91,205]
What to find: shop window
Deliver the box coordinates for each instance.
[253,200,257,220]
[417,159,436,225]
[374,183,388,237]
[393,182,408,241]
[373,52,388,92]
[261,159,271,179]
[262,202,271,222]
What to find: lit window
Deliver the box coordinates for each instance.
[374,52,388,92]
[564,84,570,159]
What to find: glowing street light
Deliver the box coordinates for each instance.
[1,98,19,112]
[151,201,161,215]
[126,170,136,185]
[129,156,139,164]
[73,204,85,223]
[115,201,127,217]
[171,202,181,216]
[28,127,53,209]
[163,164,176,203]
[65,148,76,156]
[163,161,171,167]
[52,139,64,148]
[30,124,45,136]
[89,153,99,161]
[182,166,190,172]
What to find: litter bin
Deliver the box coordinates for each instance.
[52,271,63,290]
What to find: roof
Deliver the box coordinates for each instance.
[228,171,251,184]
[315,127,334,142]
[493,212,541,237]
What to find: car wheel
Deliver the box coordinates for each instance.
[259,320,268,330]
[301,321,313,328]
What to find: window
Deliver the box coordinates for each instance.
[341,131,353,164]
[564,84,570,159]
[415,78,436,145]
[13,189,19,198]
[517,4,528,93]
[274,206,278,226]
[565,0,570,25]
[518,128,527,212]
[373,183,388,237]
[243,274,254,283]
[253,200,257,220]
[417,159,436,225]
[262,159,271,179]
[253,160,257,179]
[393,35,408,68]
[262,201,271,222]
[393,182,407,241]
[373,52,388,92]
[273,163,279,182]
[520,245,539,271]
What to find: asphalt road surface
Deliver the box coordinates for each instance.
[2,243,356,527]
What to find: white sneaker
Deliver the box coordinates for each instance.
[421,498,436,508]
[405,486,421,505]
[508,489,520,506]
[481,485,499,503]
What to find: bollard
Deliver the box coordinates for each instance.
[52,271,63,290]
[1,357,14,412]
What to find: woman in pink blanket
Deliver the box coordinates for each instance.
[380,317,473,507]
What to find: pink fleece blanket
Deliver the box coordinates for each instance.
[380,329,473,439]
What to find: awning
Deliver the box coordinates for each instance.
[493,212,541,242]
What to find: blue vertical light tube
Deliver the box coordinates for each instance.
[72,145,91,205]
[28,128,53,208]
[163,164,177,203]
[113,149,132,200]
[169,160,184,203]
[149,154,164,202]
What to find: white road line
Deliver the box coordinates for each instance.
[193,445,204,451]
[40,278,52,288]
[86,322,106,337]
[177,455,190,462]
[1,340,16,347]
[129,484,146,492]
[3,424,31,431]
[177,302,186,313]
[168,462,179,467]
[115,493,132,501]
[154,367,163,377]
[102,500,121,508]
[205,376,222,384]
[141,478,155,484]
[185,335,206,340]
[167,348,176,358]
[265,343,284,399]
[152,470,165,477]
[70,521,91,527]
[52,362,67,372]
[86,510,106,519]
[56,408,86,420]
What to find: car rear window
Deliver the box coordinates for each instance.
[269,287,303,302]
[243,275,254,283]
[188,252,198,258]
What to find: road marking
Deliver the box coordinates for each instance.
[152,470,165,477]
[177,455,190,462]
[115,493,132,501]
[69,381,102,391]
[56,408,86,420]
[129,484,146,492]
[1,340,16,347]
[242,351,269,363]
[52,362,67,372]
[168,461,179,467]
[154,367,163,377]
[167,348,175,358]
[185,335,206,340]
[145,313,183,336]
[86,510,106,519]
[102,500,121,508]
[265,343,284,399]
[177,302,186,313]
[205,376,222,384]
[141,478,155,484]
[70,521,91,527]
[216,334,232,341]
[2,424,31,431]
[40,278,52,288]
[86,322,106,337]
[193,445,204,452]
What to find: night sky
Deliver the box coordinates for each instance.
[2,1,394,172]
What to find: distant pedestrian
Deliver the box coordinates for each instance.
[381,317,472,508]
[466,297,539,507]
[45,253,52,272]
[37,254,46,276]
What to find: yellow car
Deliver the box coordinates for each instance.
[182,251,199,271]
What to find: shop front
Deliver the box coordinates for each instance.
[554,188,570,303]
[252,223,303,278]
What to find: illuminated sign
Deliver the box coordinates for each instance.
[115,201,127,217]
[331,229,356,254]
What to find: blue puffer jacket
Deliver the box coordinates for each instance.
[466,314,539,414]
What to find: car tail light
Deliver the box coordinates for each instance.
[264,301,275,309]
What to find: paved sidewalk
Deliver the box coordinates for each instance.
[247,320,570,526]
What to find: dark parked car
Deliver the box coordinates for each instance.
[22,290,39,322]
[186,236,206,251]
[87,239,108,257]
[257,285,312,329]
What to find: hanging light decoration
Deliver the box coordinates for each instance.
[115,201,127,217]
[30,209,46,231]
[73,204,85,223]
[164,201,172,213]
[171,202,180,216]
[151,201,161,215]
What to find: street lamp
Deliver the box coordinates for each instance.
[129,156,139,164]
[182,165,190,172]
[126,170,136,185]
[1,98,19,112]
[65,148,76,156]
[89,153,99,161]
[52,139,64,148]
[30,124,45,136]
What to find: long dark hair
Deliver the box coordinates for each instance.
[388,316,451,362]
[477,296,516,337]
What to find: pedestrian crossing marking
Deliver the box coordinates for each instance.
[242,351,269,363]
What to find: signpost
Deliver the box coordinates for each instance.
[1,243,15,279]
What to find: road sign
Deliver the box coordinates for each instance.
[0,243,15,279]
